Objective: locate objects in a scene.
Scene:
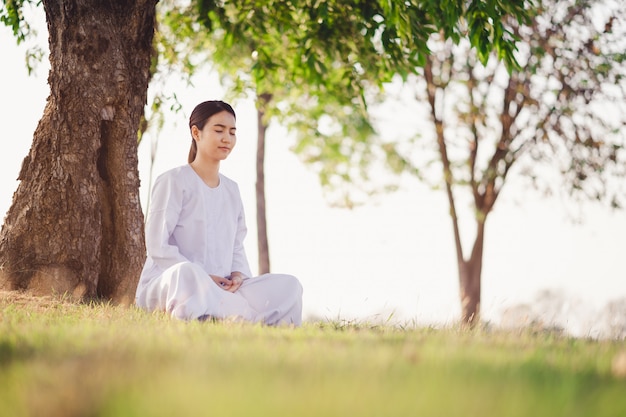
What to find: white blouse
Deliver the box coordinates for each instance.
[138,164,252,288]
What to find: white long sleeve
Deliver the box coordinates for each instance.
[144,170,190,270]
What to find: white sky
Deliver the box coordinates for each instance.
[0,10,624,335]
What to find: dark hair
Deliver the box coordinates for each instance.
[188,100,236,163]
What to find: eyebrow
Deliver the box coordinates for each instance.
[213,123,236,131]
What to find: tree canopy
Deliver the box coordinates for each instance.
[152,0,533,201]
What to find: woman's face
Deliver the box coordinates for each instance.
[192,110,237,162]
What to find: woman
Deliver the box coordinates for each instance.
[135,100,303,325]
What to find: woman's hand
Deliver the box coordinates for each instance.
[225,273,244,293]
[210,275,234,291]
[210,273,244,293]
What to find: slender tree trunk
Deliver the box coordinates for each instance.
[458,220,485,326]
[0,0,155,304]
[256,93,272,274]
[424,55,492,327]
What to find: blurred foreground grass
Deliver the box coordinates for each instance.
[1,291,625,417]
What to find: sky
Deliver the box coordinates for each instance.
[1,11,625,337]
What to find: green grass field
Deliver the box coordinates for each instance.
[1,292,625,417]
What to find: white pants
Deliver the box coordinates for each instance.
[136,262,303,326]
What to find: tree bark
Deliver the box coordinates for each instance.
[256,93,272,275]
[0,0,155,304]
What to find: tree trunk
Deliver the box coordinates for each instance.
[256,93,272,275]
[0,0,155,304]
[458,220,486,326]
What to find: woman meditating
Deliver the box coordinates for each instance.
[135,100,303,325]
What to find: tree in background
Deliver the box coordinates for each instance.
[0,0,155,303]
[157,0,402,273]
[382,0,626,324]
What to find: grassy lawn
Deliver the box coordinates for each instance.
[1,292,625,417]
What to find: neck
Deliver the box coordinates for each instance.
[190,159,220,188]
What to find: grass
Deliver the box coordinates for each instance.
[1,292,625,417]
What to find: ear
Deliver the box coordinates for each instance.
[191,125,200,141]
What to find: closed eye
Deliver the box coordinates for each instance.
[212,123,236,135]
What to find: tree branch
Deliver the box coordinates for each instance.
[425,56,465,263]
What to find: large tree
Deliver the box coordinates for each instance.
[382,0,626,324]
[0,0,155,303]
